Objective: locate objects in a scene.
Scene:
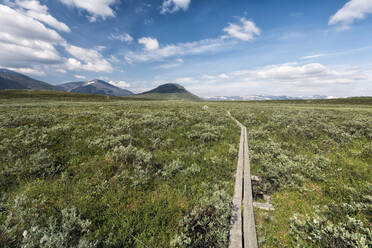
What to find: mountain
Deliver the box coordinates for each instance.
[0,69,61,91]
[59,79,133,97]
[138,83,201,101]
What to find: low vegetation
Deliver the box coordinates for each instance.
[230,101,372,247]
[1,91,370,247]
[0,93,238,247]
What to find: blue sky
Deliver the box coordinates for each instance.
[0,0,371,97]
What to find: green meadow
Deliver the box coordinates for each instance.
[0,91,371,247]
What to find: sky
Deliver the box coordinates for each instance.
[0,0,372,97]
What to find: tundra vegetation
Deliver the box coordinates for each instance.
[0,91,371,248]
[0,91,238,248]
[230,101,372,247]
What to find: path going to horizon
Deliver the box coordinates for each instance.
[227,111,258,248]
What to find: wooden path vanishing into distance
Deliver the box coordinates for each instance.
[227,111,258,248]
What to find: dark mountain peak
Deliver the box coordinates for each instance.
[144,83,188,94]
[0,68,31,79]
[0,68,61,91]
[59,79,133,97]
[138,83,200,101]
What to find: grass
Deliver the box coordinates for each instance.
[229,101,372,247]
[0,90,371,247]
[130,92,202,101]
[0,91,238,247]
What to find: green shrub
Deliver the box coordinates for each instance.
[27,149,60,178]
[21,208,95,248]
[1,193,95,248]
[162,159,184,178]
[170,188,232,248]
[109,145,152,167]
[290,210,372,247]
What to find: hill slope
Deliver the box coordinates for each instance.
[59,79,133,97]
[0,69,61,91]
[138,83,201,101]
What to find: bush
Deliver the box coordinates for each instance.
[290,211,372,248]
[1,193,95,248]
[109,145,152,167]
[170,188,232,248]
[28,149,60,178]
[22,208,96,248]
[161,159,184,178]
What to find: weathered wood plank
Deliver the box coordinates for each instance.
[228,111,258,248]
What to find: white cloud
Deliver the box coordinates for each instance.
[110,33,133,43]
[180,62,370,96]
[223,17,261,41]
[5,67,45,76]
[108,80,131,88]
[161,0,191,14]
[0,3,114,75]
[138,37,159,51]
[127,38,234,63]
[65,45,113,72]
[59,0,117,20]
[15,0,70,32]
[233,62,367,85]
[218,73,229,79]
[0,4,64,69]
[74,74,86,79]
[300,54,325,60]
[329,0,372,29]
[155,58,184,69]
[175,77,199,84]
[182,63,372,96]
[201,74,216,80]
[126,17,258,63]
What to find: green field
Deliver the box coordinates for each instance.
[0,91,371,247]
[229,101,372,247]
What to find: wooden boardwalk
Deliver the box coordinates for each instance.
[228,111,258,248]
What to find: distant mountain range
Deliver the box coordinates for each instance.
[0,69,198,100]
[204,95,337,101]
[59,79,133,97]
[1,68,346,101]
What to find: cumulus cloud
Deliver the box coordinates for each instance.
[65,45,113,72]
[126,38,234,63]
[161,0,191,14]
[138,37,159,51]
[329,0,372,29]
[59,0,117,20]
[254,63,347,82]
[15,0,70,32]
[182,63,371,96]
[0,4,64,69]
[0,3,114,75]
[108,80,131,88]
[223,17,261,41]
[110,33,133,43]
[232,63,368,85]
